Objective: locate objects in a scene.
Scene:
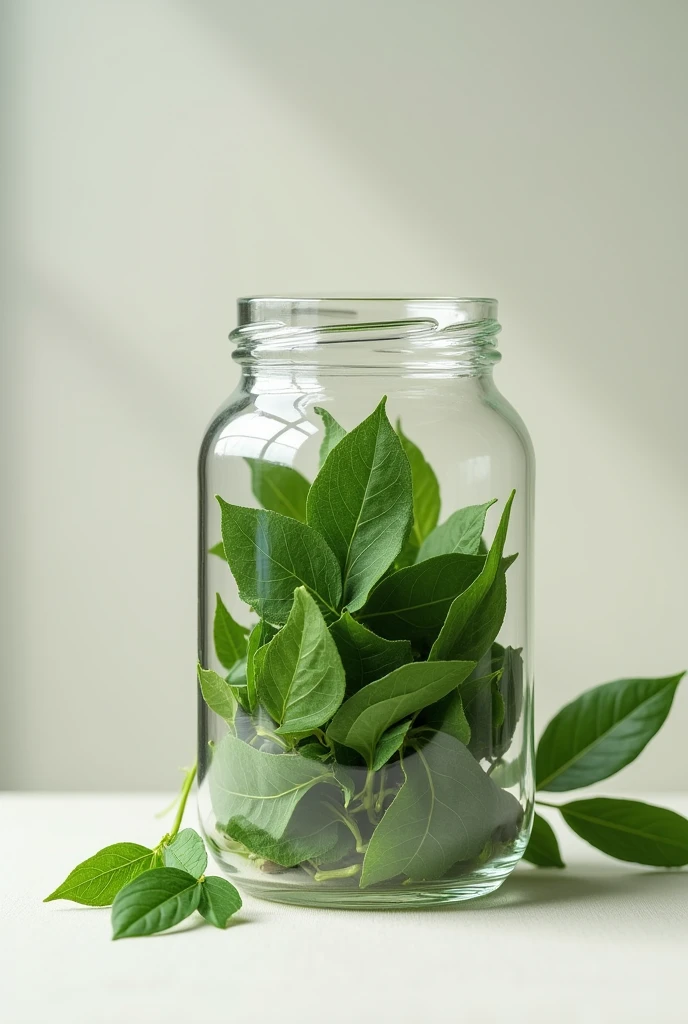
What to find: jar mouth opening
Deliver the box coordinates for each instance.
[232,297,501,361]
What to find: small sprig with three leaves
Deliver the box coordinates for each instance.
[44,764,242,939]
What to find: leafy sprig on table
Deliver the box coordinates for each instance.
[44,764,242,939]
[524,672,687,868]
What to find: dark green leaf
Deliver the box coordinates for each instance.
[371,719,412,771]
[492,646,524,758]
[396,420,440,564]
[536,673,685,792]
[559,797,688,867]
[111,867,202,939]
[213,594,249,671]
[306,397,413,611]
[460,670,504,760]
[429,491,516,661]
[327,660,476,767]
[522,812,565,868]
[209,734,336,837]
[414,689,471,746]
[329,611,412,696]
[314,406,346,466]
[255,587,346,734]
[298,741,332,761]
[198,665,239,726]
[163,829,207,878]
[244,458,310,522]
[417,501,495,562]
[217,499,342,624]
[224,792,342,867]
[361,733,523,886]
[44,843,158,907]
[359,553,488,643]
[245,620,277,712]
[198,876,242,928]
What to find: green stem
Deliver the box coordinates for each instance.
[254,727,289,751]
[169,761,197,839]
[361,769,377,824]
[313,863,361,883]
[374,766,387,814]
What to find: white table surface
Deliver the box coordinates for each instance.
[2,792,686,1024]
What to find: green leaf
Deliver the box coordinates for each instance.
[111,867,202,939]
[255,587,346,734]
[224,793,342,867]
[44,843,158,907]
[327,660,476,767]
[417,501,496,562]
[213,594,249,671]
[163,829,207,878]
[314,406,346,466]
[245,619,277,712]
[559,798,688,867]
[361,733,523,886]
[298,741,332,761]
[329,611,413,696]
[414,689,471,746]
[209,733,336,837]
[522,812,565,868]
[198,876,242,928]
[198,665,239,726]
[429,491,516,661]
[306,397,413,611]
[492,646,524,758]
[371,719,412,771]
[217,499,342,624]
[396,420,440,563]
[460,670,504,760]
[536,673,685,792]
[332,764,357,807]
[359,553,488,643]
[244,458,310,522]
[209,542,226,559]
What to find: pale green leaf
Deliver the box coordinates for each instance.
[361,733,523,886]
[417,501,496,562]
[163,829,207,878]
[244,458,310,522]
[209,734,336,838]
[198,665,239,726]
[44,843,157,907]
[314,406,346,466]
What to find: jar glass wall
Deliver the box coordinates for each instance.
[197,298,534,909]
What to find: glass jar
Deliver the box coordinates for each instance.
[198,297,534,909]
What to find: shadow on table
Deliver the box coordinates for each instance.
[436,864,687,918]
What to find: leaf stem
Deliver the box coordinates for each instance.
[313,863,361,883]
[254,727,289,751]
[535,799,560,810]
[169,762,197,839]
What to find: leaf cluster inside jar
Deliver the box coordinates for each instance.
[202,397,526,887]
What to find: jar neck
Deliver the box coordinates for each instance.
[231,296,501,379]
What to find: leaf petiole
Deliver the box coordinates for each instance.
[169,762,197,840]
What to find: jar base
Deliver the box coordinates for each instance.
[231,869,512,910]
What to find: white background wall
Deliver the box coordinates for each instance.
[1,0,686,791]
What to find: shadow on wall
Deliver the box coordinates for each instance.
[186,0,688,466]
